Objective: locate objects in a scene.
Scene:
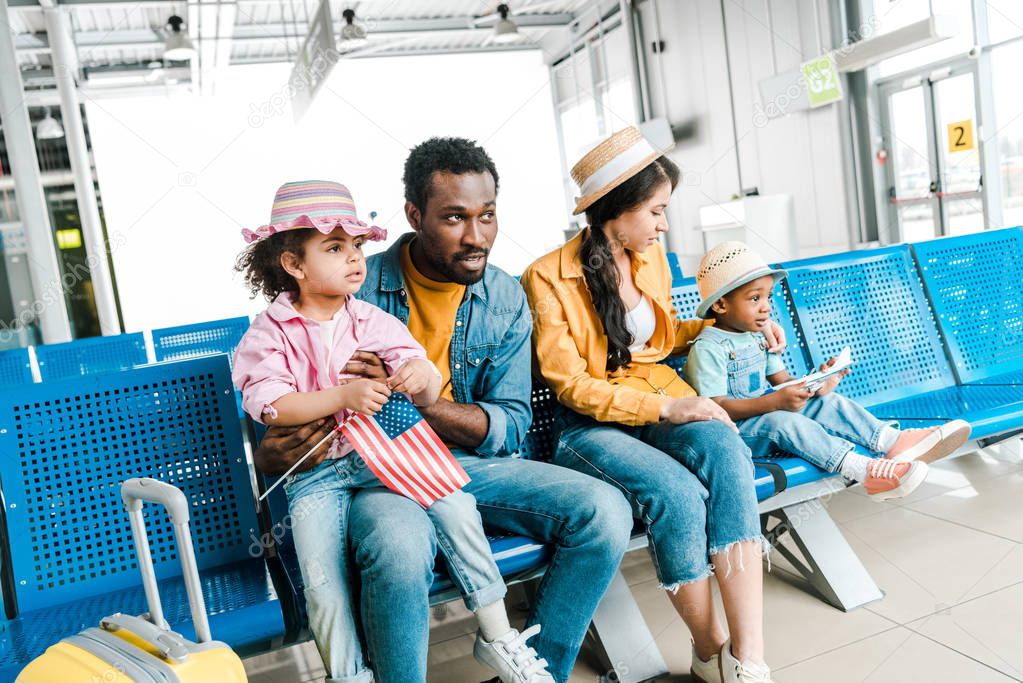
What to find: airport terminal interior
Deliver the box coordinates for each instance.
[1,0,1022,681]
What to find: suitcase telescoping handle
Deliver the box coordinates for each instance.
[120,478,212,643]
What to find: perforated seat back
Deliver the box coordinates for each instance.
[912,228,1023,384]
[781,246,954,406]
[0,348,32,388]
[0,355,258,614]
[153,316,251,369]
[35,333,148,381]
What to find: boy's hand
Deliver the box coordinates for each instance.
[338,379,391,416]
[814,357,851,396]
[387,359,436,397]
[773,383,811,412]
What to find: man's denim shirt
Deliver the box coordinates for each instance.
[358,233,533,458]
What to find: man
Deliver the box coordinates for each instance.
[254,137,633,682]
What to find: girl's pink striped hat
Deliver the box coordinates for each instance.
[242,180,386,244]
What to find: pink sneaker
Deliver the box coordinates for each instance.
[886,420,971,464]
[863,459,928,501]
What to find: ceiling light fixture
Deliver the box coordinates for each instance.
[163,15,196,61]
[492,4,519,44]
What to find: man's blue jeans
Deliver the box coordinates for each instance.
[347,452,634,683]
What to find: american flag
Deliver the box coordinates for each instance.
[342,394,470,508]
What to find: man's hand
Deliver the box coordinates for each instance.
[252,417,337,476]
[763,320,788,354]
[340,351,389,382]
[659,396,738,431]
[813,357,850,397]
[772,383,811,412]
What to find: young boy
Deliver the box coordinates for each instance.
[683,241,971,500]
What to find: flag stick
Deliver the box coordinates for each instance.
[258,425,342,502]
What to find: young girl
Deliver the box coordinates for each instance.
[684,240,972,501]
[232,181,552,683]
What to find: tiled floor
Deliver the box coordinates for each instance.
[244,439,1023,682]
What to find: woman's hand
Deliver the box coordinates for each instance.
[659,396,738,431]
[763,320,788,354]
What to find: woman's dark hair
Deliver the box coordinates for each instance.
[581,156,680,372]
[235,229,314,300]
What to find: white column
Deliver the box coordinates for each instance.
[44,5,121,335]
[0,0,72,343]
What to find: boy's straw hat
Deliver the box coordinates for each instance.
[242,180,386,244]
[695,241,788,319]
[570,127,670,215]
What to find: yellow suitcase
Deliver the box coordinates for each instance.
[17,478,248,682]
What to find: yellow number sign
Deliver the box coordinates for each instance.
[947,119,975,153]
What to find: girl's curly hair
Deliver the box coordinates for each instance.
[234,229,313,300]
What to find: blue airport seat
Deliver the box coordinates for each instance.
[781,245,1023,440]
[912,228,1023,386]
[0,357,285,676]
[152,315,250,367]
[34,332,148,381]
[666,251,685,287]
[0,347,32,388]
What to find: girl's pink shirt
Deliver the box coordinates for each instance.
[232,291,427,433]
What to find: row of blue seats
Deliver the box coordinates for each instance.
[0,315,250,386]
[258,227,1023,646]
[1,228,1022,677]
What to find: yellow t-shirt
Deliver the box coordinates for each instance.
[400,241,465,402]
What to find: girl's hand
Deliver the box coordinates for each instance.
[773,383,811,412]
[813,357,850,397]
[387,359,437,397]
[338,379,391,416]
[659,396,738,431]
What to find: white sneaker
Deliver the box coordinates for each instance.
[473,625,554,683]
[720,639,774,683]
[691,642,723,683]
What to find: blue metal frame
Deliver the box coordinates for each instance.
[912,228,1023,385]
[0,347,32,388]
[152,316,250,367]
[34,332,148,381]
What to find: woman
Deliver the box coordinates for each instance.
[520,127,779,683]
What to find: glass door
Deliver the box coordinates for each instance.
[879,63,988,240]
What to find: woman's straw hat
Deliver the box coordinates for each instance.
[570,127,669,215]
[695,241,788,319]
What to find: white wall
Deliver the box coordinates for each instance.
[637,0,854,273]
[86,51,567,332]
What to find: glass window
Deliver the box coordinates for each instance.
[992,40,1023,227]
[984,0,1023,45]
